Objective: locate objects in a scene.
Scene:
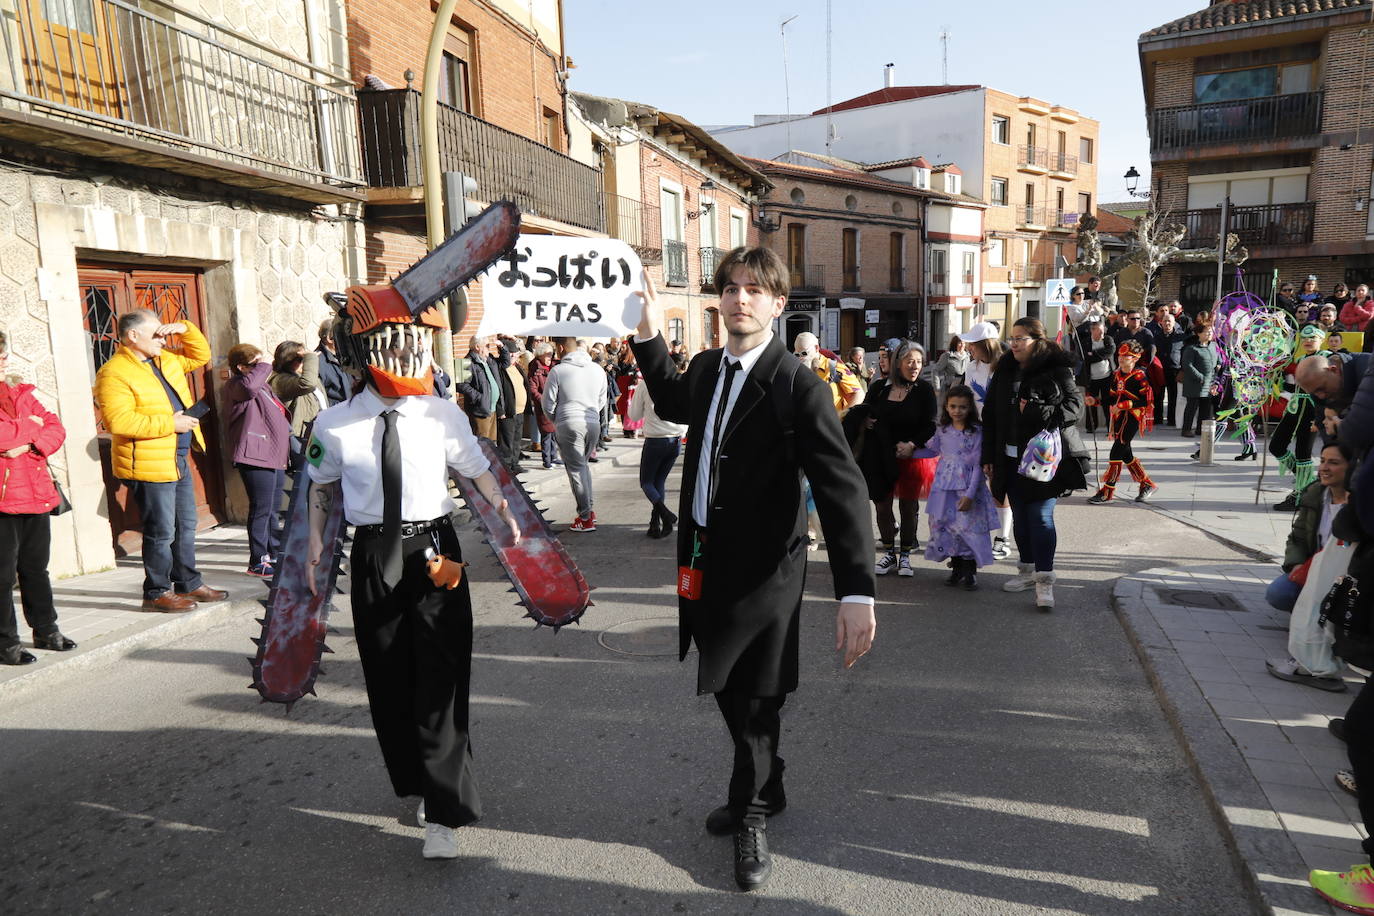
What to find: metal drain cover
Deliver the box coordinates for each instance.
[597,617,682,657]
[1152,588,1245,612]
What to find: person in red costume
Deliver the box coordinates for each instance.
[1088,340,1158,504]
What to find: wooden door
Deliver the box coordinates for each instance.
[79,264,225,556]
[20,0,123,118]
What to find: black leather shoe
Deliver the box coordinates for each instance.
[705,797,787,836]
[1331,717,1347,743]
[33,631,77,651]
[1,644,37,665]
[733,825,772,891]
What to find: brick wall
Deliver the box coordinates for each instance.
[1152,58,1195,108]
[346,0,565,149]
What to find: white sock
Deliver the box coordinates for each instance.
[999,507,1013,540]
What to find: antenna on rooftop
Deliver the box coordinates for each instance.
[825,0,833,155]
[939,27,950,85]
[781,14,798,156]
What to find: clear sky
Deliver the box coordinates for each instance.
[562,0,1206,206]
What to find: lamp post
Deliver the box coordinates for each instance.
[1124,166,1150,199]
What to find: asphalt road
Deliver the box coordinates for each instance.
[1,444,1256,915]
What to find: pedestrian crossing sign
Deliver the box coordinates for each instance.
[1044,278,1074,309]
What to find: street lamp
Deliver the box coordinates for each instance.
[1124,166,1150,199]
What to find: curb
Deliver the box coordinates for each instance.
[1111,574,1332,916]
[1140,502,1280,565]
[0,597,260,705]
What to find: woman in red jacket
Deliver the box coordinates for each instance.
[525,343,561,469]
[224,343,291,577]
[0,336,73,665]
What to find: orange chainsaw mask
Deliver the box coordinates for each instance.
[328,285,449,398]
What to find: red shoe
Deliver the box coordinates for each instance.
[569,515,596,532]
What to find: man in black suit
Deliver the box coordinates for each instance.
[631,247,876,892]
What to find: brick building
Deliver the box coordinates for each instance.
[1140,0,1374,310]
[569,93,767,352]
[346,0,602,353]
[0,0,364,574]
[710,76,1100,331]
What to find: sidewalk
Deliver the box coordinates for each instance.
[1110,425,1356,915]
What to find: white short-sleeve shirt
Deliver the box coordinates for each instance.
[306,387,491,525]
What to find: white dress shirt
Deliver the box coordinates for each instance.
[693,333,773,528]
[306,387,491,525]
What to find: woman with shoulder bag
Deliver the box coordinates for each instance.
[225,343,291,578]
[980,317,1089,611]
[0,332,74,665]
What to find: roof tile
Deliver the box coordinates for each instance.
[1142,0,1367,39]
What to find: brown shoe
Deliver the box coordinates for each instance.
[176,585,229,603]
[141,593,196,613]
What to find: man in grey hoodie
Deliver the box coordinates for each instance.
[542,337,608,531]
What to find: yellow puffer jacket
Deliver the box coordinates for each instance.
[93,323,210,482]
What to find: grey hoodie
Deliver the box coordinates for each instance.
[541,349,608,426]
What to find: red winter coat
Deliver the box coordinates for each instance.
[0,382,66,515]
[526,358,556,434]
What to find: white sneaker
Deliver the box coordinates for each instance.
[422,823,459,859]
[875,551,898,575]
[417,800,426,825]
[991,537,1011,560]
[897,554,914,577]
[1033,571,1056,611]
[1002,563,1035,592]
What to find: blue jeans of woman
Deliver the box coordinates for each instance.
[639,436,680,505]
[1007,470,1058,572]
[237,463,285,568]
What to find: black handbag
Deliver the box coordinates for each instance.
[1319,571,1374,670]
[49,473,71,516]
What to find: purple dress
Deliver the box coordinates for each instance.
[914,425,999,567]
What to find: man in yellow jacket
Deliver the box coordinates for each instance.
[94,310,227,612]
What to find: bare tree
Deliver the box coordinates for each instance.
[1071,207,1247,311]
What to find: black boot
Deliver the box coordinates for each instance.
[655,501,677,538]
[648,504,663,538]
[945,558,961,586]
[961,557,978,591]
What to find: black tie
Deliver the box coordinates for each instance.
[380,409,403,587]
[709,358,740,506]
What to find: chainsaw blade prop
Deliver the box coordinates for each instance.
[454,438,592,629]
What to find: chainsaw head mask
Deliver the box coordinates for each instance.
[323,287,449,397]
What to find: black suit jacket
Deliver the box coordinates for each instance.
[632,333,874,696]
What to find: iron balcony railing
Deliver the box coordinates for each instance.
[1150,91,1324,153]
[790,264,824,291]
[1018,145,1049,170]
[1020,205,1047,227]
[890,267,907,292]
[1049,152,1078,176]
[604,193,661,250]
[699,247,726,288]
[0,0,362,187]
[1180,202,1316,249]
[357,89,604,232]
[1010,264,1049,284]
[929,274,947,296]
[663,239,688,286]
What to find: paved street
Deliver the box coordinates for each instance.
[0,434,1268,914]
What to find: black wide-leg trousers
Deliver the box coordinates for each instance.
[714,691,787,828]
[350,520,480,829]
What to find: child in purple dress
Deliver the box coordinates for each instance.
[914,385,999,590]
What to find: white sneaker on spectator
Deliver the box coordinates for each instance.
[422,823,459,859]
[875,551,898,576]
[417,800,426,825]
[991,537,1011,560]
[897,554,914,577]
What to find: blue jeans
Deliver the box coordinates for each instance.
[125,452,203,599]
[1007,473,1058,572]
[639,436,680,504]
[1266,573,1302,613]
[237,463,285,568]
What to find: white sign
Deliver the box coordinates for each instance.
[1043,277,1074,310]
[477,235,645,338]
[839,297,866,310]
[864,309,880,323]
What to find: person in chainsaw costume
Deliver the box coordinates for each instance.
[304,287,518,861]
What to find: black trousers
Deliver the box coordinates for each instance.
[1344,676,1374,859]
[1084,379,1112,433]
[1109,414,1140,463]
[1153,367,1179,426]
[714,691,787,828]
[497,414,521,469]
[350,519,480,829]
[1182,396,1214,433]
[0,513,57,649]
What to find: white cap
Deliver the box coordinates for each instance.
[959,321,1000,343]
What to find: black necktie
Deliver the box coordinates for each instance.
[380,409,403,587]
[708,358,740,507]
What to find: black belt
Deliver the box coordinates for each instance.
[356,514,451,539]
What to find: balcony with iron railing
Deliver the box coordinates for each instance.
[0,0,362,202]
[790,264,824,291]
[929,274,947,297]
[662,239,688,286]
[1019,205,1047,228]
[357,89,603,233]
[1049,152,1078,178]
[1179,202,1316,249]
[699,247,726,289]
[1018,145,1049,174]
[1009,263,1049,284]
[1150,91,1324,154]
[604,193,661,250]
